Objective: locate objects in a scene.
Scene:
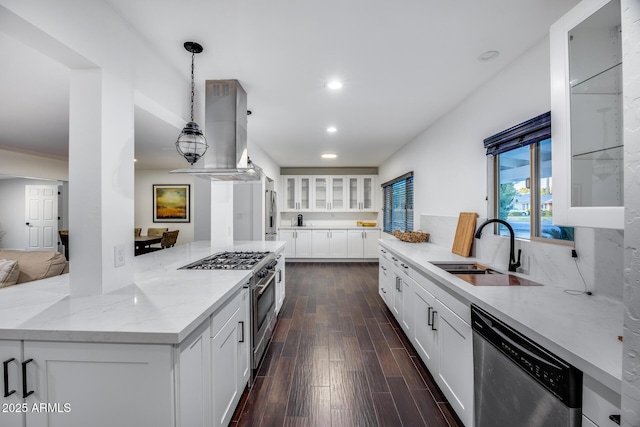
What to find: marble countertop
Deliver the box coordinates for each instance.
[279,226,381,230]
[378,239,623,393]
[0,241,285,345]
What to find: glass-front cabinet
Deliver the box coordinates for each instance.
[550,0,623,228]
[347,176,375,211]
[330,176,346,210]
[283,176,311,211]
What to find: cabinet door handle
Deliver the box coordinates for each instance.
[239,321,245,343]
[3,358,15,397]
[401,263,408,270]
[431,311,437,331]
[391,257,398,261]
[278,269,282,283]
[427,307,433,326]
[381,266,386,271]
[382,288,386,294]
[381,249,387,253]
[609,414,620,425]
[22,359,34,398]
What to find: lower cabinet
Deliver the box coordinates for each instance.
[279,229,312,258]
[311,229,348,258]
[0,285,252,427]
[347,229,380,258]
[24,341,174,427]
[211,285,250,427]
[380,245,474,427]
[378,257,392,306]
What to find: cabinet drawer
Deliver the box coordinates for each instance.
[583,376,621,427]
[211,286,244,338]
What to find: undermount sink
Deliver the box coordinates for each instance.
[432,262,502,275]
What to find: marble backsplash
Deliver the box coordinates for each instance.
[420,214,624,301]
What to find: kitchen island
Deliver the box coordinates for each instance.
[0,240,285,427]
[379,238,622,427]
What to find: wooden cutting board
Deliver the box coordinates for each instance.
[452,212,478,257]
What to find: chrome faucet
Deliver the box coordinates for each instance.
[474,219,521,272]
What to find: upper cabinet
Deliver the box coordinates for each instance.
[347,176,375,211]
[282,175,376,212]
[283,176,312,211]
[551,0,623,229]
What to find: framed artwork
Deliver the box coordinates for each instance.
[153,184,190,223]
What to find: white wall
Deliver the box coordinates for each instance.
[378,35,624,300]
[379,37,552,218]
[134,170,195,244]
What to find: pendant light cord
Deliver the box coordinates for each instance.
[190,52,195,122]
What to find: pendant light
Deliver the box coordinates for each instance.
[175,41,208,165]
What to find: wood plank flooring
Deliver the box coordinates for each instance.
[230,262,463,427]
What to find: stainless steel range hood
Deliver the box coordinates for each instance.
[171,79,263,181]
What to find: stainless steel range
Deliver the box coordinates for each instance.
[181,251,278,372]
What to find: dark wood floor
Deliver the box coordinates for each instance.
[231,262,463,427]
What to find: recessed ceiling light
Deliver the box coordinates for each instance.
[326,126,337,133]
[477,50,499,61]
[322,153,337,159]
[326,80,343,90]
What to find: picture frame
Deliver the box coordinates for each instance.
[153,184,190,223]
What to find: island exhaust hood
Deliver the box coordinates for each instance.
[171,79,263,181]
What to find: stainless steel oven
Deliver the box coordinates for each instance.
[252,264,277,370]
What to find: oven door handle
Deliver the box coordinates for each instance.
[256,273,276,296]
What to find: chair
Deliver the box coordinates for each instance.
[58,230,69,261]
[134,228,141,237]
[147,230,179,252]
[147,227,168,237]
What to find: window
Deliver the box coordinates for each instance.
[485,112,573,242]
[382,172,414,234]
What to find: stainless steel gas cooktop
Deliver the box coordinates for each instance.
[179,251,272,270]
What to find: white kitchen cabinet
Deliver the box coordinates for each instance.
[330,176,347,210]
[275,250,286,314]
[550,0,623,228]
[311,229,348,258]
[23,341,173,427]
[282,176,311,212]
[347,229,380,258]
[434,299,474,427]
[411,280,438,373]
[279,229,312,258]
[347,176,375,211]
[238,285,251,388]
[210,287,249,427]
[378,257,392,307]
[176,321,211,427]
[0,340,23,427]
[380,246,474,427]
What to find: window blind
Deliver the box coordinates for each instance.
[382,172,414,233]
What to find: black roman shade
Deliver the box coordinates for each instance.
[483,111,551,156]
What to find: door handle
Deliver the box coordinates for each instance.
[3,358,15,397]
[22,359,34,398]
[431,311,437,331]
[25,222,30,226]
[427,307,433,326]
[239,321,245,343]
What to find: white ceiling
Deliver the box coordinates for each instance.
[0,0,580,171]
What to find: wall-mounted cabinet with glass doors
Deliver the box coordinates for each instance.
[282,175,376,212]
[550,0,623,229]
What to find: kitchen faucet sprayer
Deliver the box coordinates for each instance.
[474,219,521,272]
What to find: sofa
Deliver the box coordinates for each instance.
[0,250,69,288]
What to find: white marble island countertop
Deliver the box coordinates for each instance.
[0,241,285,345]
[379,239,623,393]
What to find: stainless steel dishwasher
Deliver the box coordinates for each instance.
[471,304,582,427]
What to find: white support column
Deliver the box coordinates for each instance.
[211,183,234,247]
[622,0,640,425]
[68,68,135,295]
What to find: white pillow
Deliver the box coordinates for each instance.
[0,259,20,288]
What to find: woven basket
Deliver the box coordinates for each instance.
[392,230,430,243]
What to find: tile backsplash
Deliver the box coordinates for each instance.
[420,214,623,301]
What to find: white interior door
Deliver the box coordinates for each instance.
[25,185,58,251]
